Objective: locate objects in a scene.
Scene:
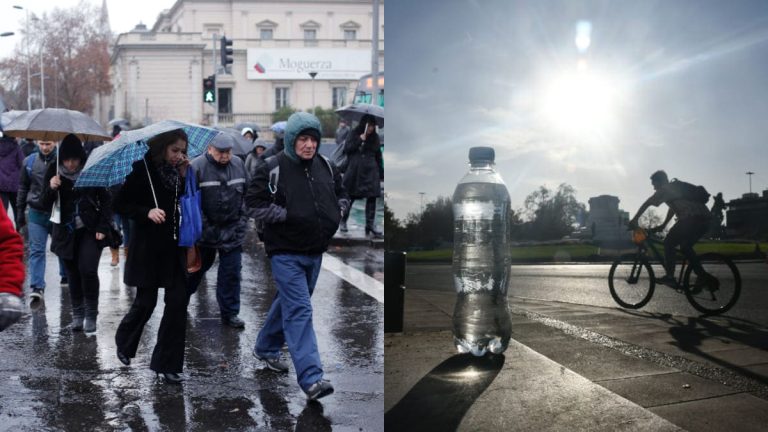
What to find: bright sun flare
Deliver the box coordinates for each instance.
[539,66,626,138]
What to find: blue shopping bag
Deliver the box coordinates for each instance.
[179,166,203,247]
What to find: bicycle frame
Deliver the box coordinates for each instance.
[631,230,689,289]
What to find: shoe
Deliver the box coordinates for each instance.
[30,288,43,302]
[117,350,131,366]
[222,315,245,328]
[691,273,719,295]
[156,372,183,384]
[253,349,289,373]
[70,316,84,331]
[110,248,120,266]
[655,275,677,287]
[60,277,68,287]
[304,379,334,400]
[339,221,348,233]
[83,316,97,333]
[366,228,384,239]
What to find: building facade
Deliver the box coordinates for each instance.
[109,0,383,129]
[586,195,630,244]
[726,190,768,240]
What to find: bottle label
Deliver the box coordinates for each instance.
[453,201,497,220]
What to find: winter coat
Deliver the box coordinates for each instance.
[115,157,187,288]
[335,125,350,146]
[245,113,348,256]
[0,138,23,193]
[244,152,266,181]
[0,205,24,297]
[190,153,248,252]
[17,149,58,214]
[40,164,112,260]
[342,132,383,199]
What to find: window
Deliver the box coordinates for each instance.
[304,29,316,41]
[344,30,356,41]
[275,87,290,110]
[218,88,232,114]
[332,87,347,108]
[260,28,273,40]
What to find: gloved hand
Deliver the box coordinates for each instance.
[15,212,26,230]
[0,293,24,332]
[338,199,350,218]
[263,204,287,223]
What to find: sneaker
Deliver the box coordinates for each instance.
[29,288,43,302]
[339,221,348,233]
[60,277,68,287]
[655,275,677,287]
[304,379,334,400]
[222,315,245,329]
[691,274,719,295]
[253,349,289,373]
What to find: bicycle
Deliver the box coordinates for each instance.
[608,226,741,315]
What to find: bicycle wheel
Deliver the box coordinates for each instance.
[683,253,741,315]
[609,254,655,309]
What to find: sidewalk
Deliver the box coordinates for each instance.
[330,198,384,248]
[385,289,768,431]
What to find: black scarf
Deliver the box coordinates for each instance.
[157,161,180,192]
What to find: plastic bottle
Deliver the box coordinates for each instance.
[451,146,512,356]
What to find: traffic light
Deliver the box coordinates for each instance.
[220,36,233,72]
[203,75,216,103]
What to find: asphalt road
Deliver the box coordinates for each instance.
[406,261,768,327]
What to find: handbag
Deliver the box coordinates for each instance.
[107,221,123,249]
[186,245,202,273]
[178,166,203,247]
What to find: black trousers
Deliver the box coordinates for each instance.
[664,216,710,277]
[62,229,103,319]
[115,269,188,373]
[342,197,378,231]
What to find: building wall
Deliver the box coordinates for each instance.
[587,195,630,244]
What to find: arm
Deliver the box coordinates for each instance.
[0,205,24,331]
[114,166,155,224]
[39,163,58,211]
[658,207,675,230]
[15,162,31,226]
[244,161,286,223]
[333,161,350,216]
[628,196,655,228]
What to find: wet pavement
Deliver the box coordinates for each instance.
[0,229,384,431]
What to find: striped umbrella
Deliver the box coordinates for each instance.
[75,120,219,188]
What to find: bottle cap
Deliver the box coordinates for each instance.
[469,147,495,163]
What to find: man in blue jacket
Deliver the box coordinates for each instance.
[187,133,249,328]
[245,112,348,401]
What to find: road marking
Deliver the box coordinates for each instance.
[322,254,383,303]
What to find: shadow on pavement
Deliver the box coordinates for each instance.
[384,353,504,431]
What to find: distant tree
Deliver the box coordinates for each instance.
[307,106,338,138]
[522,183,586,240]
[639,208,662,229]
[384,203,407,251]
[418,196,454,248]
[0,2,111,112]
[272,106,297,122]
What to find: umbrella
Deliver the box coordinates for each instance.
[75,120,219,188]
[108,118,130,127]
[213,126,256,156]
[3,108,112,141]
[270,121,287,135]
[335,103,384,128]
[234,122,261,133]
[0,110,25,130]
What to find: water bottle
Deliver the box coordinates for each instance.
[452,146,512,356]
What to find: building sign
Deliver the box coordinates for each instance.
[247,48,370,80]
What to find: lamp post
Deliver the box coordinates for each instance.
[746,171,755,194]
[308,71,317,115]
[13,5,31,110]
[0,32,14,37]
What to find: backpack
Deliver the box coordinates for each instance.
[265,154,334,197]
[25,152,37,176]
[670,179,710,204]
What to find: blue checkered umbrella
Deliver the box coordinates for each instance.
[75,120,219,188]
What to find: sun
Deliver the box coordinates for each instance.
[538,63,627,139]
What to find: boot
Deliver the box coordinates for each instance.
[84,315,97,333]
[70,305,85,331]
[110,248,120,266]
[365,199,383,239]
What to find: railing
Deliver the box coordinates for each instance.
[203,113,275,130]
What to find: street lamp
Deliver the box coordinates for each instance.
[30,15,43,108]
[0,32,14,37]
[746,171,755,194]
[309,71,317,115]
[13,5,31,110]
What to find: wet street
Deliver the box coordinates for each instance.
[0,229,384,431]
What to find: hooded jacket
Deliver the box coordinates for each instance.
[17,146,58,215]
[343,117,383,198]
[0,137,23,193]
[245,112,348,256]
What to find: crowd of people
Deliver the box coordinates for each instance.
[0,111,383,401]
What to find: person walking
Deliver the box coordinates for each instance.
[114,129,191,384]
[40,134,112,333]
[340,114,383,238]
[16,139,67,303]
[0,134,24,218]
[335,119,350,147]
[245,112,348,400]
[187,133,248,328]
[0,203,25,332]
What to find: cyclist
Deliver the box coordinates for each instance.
[628,170,713,288]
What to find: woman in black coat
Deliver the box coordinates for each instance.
[340,114,383,238]
[40,134,112,333]
[114,129,191,384]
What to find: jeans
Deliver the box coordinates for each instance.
[27,220,66,289]
[255,253,324,391]
[62,229,103,319]
[187,246,243,318]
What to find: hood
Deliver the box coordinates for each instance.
[283,112,322,163]
[0,137,17,157]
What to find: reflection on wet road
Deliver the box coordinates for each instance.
[0,230,384,431]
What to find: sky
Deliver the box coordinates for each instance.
[386,0,768,221]
[0,0,177,59]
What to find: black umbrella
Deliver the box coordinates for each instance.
[108,118,130,128]
[213,126,256,156]
[0,110,26,130]
[4,108,111,141]
[336,103,384,128]
[234,122,261,133]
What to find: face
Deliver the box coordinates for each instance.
[365,122,376,134]
[207,145,232,164]
[652,178,666,191]
[255,146,265,156]
[294,134,318,160]
[62,158,81,171]
[38,141,55,156]
[244,132,254,141]
[164,139,188,166]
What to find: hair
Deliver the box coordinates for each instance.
[353,114,377,135]
[147,129,188,165]
[650,170,668,183]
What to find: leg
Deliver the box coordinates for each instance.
[150,268,188,373]
[115,286,159,357]
[216,247,243,319]
[365,197,382,237]
[255,291,286,359]
[27,221,48,290]
[185,246,217,301]
[340,198,355,232]
[0,192,9,212]
[77,231,103,321]
[62,255,83,324]
[663,224,685,277]
[271,254,324,391]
